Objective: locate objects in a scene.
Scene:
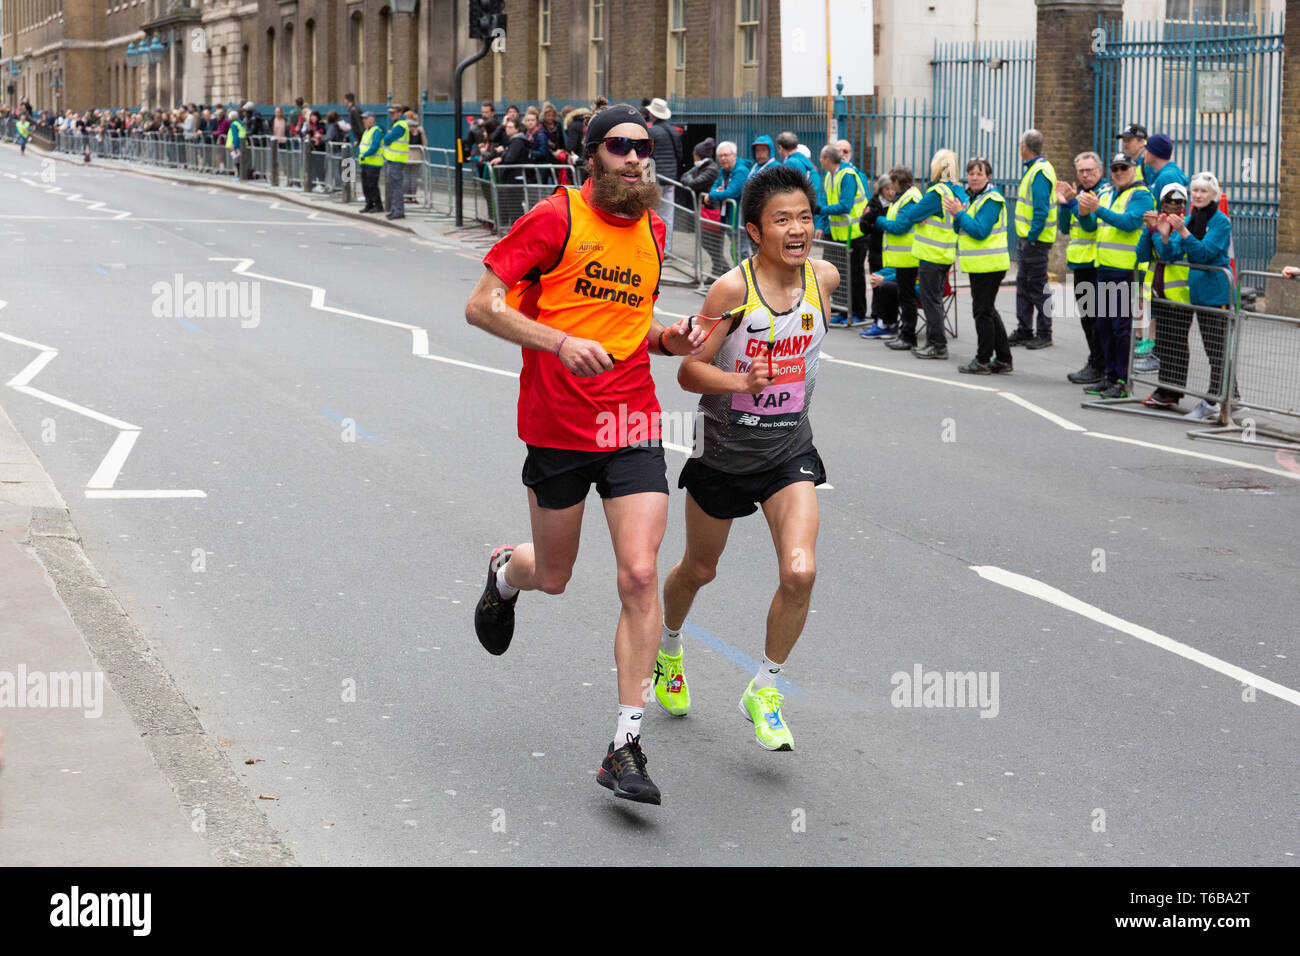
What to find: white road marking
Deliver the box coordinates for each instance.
[998,392,1087,431]
[86,429,140,488]
[0,321,204,497]
[821,354,999,392]
[1083,431,1300,482]
[971,565,1300,708]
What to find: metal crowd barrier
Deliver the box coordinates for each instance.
[249,135,275,182]
[695,198,744,291]
[1082,263,1238,422]
[810,237,855,318]
[1188,269,1300,452]
[422,147,458,218]
[654,173,701,286]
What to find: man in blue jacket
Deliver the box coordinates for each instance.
[1010,129,1057,349]
[706,141,752,261]
[820,143,869,326]
[751,134,778,173]
[776,131,826,233]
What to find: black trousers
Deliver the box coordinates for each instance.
[848,234,868,319]
[970,270,1010,363]
[917,261,949,347]
[1072,266,1103,371]
[361,164,382,208]
[1015,238,1053,336]
[893,266,920,345]
[870,279,900,325]
[1152,302,1230,398]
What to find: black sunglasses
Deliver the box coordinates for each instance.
[1163,197,1186,205]
[1110,164,1132,173]
[600,136,654,158]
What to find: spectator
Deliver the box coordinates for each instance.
[877,152,958,358]
[1056,151,1110,385]
[1132,132,1189,366]
[345,93,364,144]
[776,131,825,235]
[706,140,752,261]
[1117,122,1149,183]
[490,115,530,226]
[819,143,869,327]
[272,107,287,143]
[564,106,590,163]
[381,105,415,219]
[751,134,777,172]
[948,157,1013,374]
[835,139,854,165]
[289,97,305,129]
[645,98,683,252]
[1010,128,1057,349]
[243,101,265,137]
[681,138,723,278]
[1075,152,1155,398]
[541,102,566,161]
[1282,266,1300,279]
[182,107,197,140]
[357,111,385,213]
[876,165,924,352]
[324,109,345,145]
[859,175,899,338]
[1142,173,1233,421]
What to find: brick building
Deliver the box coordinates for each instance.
[1,0,787,113]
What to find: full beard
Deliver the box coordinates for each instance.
[589,159,662,219]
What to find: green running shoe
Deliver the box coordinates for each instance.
[1134,338,1155,356]
[739,681,794,751]
[653,648,691,716]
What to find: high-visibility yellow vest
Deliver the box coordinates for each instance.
[16,119,31,138]
[824,165,868,241]
[956,189,1010,273]
[1016,157,1058,243]
[382,119,410,163]
[1066,183,1112,267]
[225,119,245,149]
[1095,184,1153,271]
[882,186,922,268]
[1145,260,1191,303]
[913,181,959,266]
[359,125,384,167]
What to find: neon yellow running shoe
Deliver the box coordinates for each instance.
[653,648,691,717]
[739,681,794,751]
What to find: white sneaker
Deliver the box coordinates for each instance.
[1184,399,1220,421]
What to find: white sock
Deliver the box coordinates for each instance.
[661,624,683,655]
[615,705,644,747]
[752,654,785,691]
[495,563,518,599]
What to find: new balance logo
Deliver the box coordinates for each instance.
[737,413,761,426]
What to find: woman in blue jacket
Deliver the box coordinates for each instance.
[1147,171,1234,421]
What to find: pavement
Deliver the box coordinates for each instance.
[2,138,1299,866]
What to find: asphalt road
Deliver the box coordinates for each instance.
[2,146,1298,866]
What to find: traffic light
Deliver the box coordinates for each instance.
[468,0,507,40]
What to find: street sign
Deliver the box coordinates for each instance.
[1198,70,1234,113]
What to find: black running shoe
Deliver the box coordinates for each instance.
[596,734,662,805]
[1007,328,1034,346]
[474,545,518,656]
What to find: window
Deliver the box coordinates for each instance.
[1166,0,1257,23]
[737,0,759,95]
[668,0,686,98]
[538,0,551,101]
[589,0,605,98]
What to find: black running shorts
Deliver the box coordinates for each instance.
[678,447,826,520]
[522,443,669,510]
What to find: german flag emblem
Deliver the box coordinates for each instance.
[801,312,814,331]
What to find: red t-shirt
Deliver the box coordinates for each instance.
[483,181,667,451]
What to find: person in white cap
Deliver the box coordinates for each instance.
[645,98,683,254]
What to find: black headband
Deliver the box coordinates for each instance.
[584,104,648,147]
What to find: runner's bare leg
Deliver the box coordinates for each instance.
[603,491,669,706]
[662,492,734,631]
[758,481,819,663]
[503,490,584,594]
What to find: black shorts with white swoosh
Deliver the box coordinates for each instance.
[678,446,826,520]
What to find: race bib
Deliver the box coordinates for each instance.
[730,355,806,429]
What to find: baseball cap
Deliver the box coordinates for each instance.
[1109,152,1135,168]
[1160,182,1188,202]
[1117,123,1148,140]
[242,101,255,111]
[361,111,375,119]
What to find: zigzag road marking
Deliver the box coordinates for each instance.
[0,301,205,499]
